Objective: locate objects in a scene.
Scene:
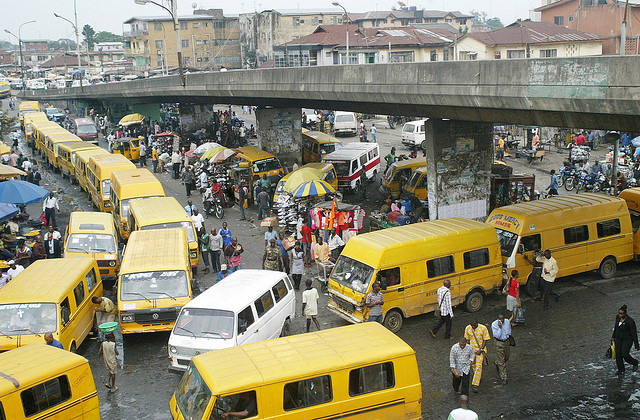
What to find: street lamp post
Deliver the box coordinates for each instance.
[135,0,185,86]
[5,20,36,90]
[54,0,83,91]
[332,2,350,64]
[621,0,630,56]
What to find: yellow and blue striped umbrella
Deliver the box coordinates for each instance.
[291,180,335,198]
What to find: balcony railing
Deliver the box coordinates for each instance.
[123,30,149,38]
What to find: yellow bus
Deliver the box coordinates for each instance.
[403,166,428,200]
[328,218,503,332]
[619,187,640,256]
[23,112,48,149]
[273,162,337,202]
[486,193,634,283]
[129,196,199,270]
[18,101,40,130]
[232,146,284,200]
[86,153,136,211]
[118,228,193,334]
[302,128,343,164]
[58,141,101,181]
[379,158,426,199]
[44,131,83,170]
[0,343,99,420]
[170,323,422,420]
[74,148,110,192]
[64,211,119,283]
[33,121,67,154]
[0,258,103,352]
[110,168,165,241]
[0,80,10,98]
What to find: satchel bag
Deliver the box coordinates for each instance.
[508,335,516,347]
[434,290,449,318]
[39,212,47,225]
[470,327,489,366]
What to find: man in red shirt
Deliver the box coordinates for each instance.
[576,133,586,146]
[301,220,313,263]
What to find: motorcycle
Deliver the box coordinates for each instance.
[557,166,576,188]
[203,189,225,219]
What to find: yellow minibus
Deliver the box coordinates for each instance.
[129,196,199,270]
[18,101,40,130]
[486,193,634,283]
[403,166,428,200]
[379,158,426,199]
[74,148,110,192]
[58,141,101,181]
[110,168,165,241]
[86,153,136,211]
[64,211,119,283]
[273,162,337,202]
[0,258,103,352]
[118,228,193,334]
[33,121,67,154]
[232,146,284,202]
[170,322,422,420]
[619,187,640,256]
[328,218,503,332]
[44,131,83,170]
[302,128,343,164]
[23,112,48,149]
[0,343,99,419]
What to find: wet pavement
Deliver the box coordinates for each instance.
[4,98,640,419]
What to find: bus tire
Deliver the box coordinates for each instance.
[599,256,617,279]
[464,290,484,313]
[383,309,403,333]
[280,319,291,337]
[70,341,77,353]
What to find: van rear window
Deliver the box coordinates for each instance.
[564,225,589,244]
[272,280,288,303]
[597,219,621,238]
[349,362,395,396]
[21,375,71,417]
[427,256,455,278]
[403,124,415,132]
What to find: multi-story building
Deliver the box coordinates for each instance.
[455,21,602,60]
[535,0,640,55]
[273,24,457,67]
[350,9,473,32]
[239,9,344,64]
[124,9,241,72]
[22,40,49,51]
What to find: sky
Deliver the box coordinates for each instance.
[1,0,541,42]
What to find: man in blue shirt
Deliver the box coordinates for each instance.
[219,222,232,248]
[546,170,559,196]
[492,313,514,385]
[621,132,631,147]
[44,332,64,349]
[276,231,290,275]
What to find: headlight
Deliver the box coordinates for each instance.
[121,314,134,323]
[355,306,363,313]
[109,261,116,267]
[190,252,197,258]
[170,346,177,354]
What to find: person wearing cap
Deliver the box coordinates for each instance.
[217,264,230,282]
[263,238,284,271]
[6,260,24,281]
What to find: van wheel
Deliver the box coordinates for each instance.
[421,140,426,150]
[383,310,403,333]
[464,291,484,313]
[280,319,291,337]
[599,257,617,279]
[70,342,77,353]
[192,267,198,276]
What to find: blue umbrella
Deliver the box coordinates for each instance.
[632,136,640,148]
[0,180,49,205]
[0,203,18,222]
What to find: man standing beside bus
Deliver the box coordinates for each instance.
[92,296,117,340]
[365,282,384,324]
[430,279,454,340]
[537,249,559,310]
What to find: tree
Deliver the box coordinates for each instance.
[242,44,257,69]
[94,31,123,43]
[486,17,504,30]
[82,24,96,51]
[470,9,503,31]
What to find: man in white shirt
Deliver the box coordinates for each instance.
[199,170,208,192]
[536,249,559,309]
[138,143,147,168]
[42,192,60,229]
[6,260,24,281]
[327,228,345,260]
[43,225,61,241]
[430,279,454,339]
[171,150,181,179]
[21,159,32,172]
[191,209,205,230]
[447,395,478,420]
[301,279,321,332]
[184,200,196,216]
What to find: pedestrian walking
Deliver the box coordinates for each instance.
[612,304,639,375]
[171,150,181,179]
[505,269,521,320]
[32,236,46,261]
[198,228,211,274]
[31,166,41,185]
[151,146,159,173]
[277,231,290,274]
[492,312,514,385]
[182,166,196,197]
[430,279,454,339]
[191,209,205,231]
[139,142,147,168]
[264,225,277,246]
[536,249,559,309]
[98,333,119,393]
[184,200,196,216]
[365,282,384,324]
[43,232,61,258]
[370,124,377,142]
[464,320,491,393]
[263,238,283,271]
[42,192,60,229]
[219,222,232,248]
[301,220,312,261]
[209,228,223,273]
[217,264,230,282]
[447,395,478,420]
[238,182,248,220]
[449,336,475,397]
[302,279,321,332]
[224,237,243,272]
[289,242,306,290]
[385,147,396,170]
[257,187,270,220]
[547,169,559,196]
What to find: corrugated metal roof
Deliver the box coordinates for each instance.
[465,21,601,46]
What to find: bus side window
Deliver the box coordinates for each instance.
[0,401,5,420]
[86,269,97,292]
[60,298,71,325]
[520,234,541,253]
[427,256,455,278]
[73,281,86,307]
[377,268,400,289]
[20,375,72,417]
[283,375,332,411]
[349,362,395,396]
[237,306,255,334]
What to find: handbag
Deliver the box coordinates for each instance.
[514,306,526,325]
[502,278,511,295]
[470,327,489,366]
[508,335,516,347]
[39,212,47,225]
[606,341,616,359]
[434,290,449,318]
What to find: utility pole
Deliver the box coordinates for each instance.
[621,0,630,55]
[54,0,83,91]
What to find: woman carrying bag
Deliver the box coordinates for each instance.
[612,305,639,375]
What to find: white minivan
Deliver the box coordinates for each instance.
[323,142,380,192]
[333,111,358,136]
[401,118,428,149]
[167,269,296,371]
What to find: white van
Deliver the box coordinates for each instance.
[167,269,296,371]
[323,142,380,192]
[333,111,358,136]
[402,118,428,149]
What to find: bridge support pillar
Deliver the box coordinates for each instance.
[255,107,302,169]
[425,119,493,221]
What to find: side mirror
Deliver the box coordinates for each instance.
[518,244,525,254]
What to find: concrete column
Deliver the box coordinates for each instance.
[255,107,302,169]
[425,119,493,221]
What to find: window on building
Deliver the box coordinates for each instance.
[21,376,72,417]
[389,51,414,63]
[539,49,558,58]
[554,16,564,26]
[564,225,589,244]
[180,21,188,30]
[157,57,164,67]
[154,22,163,31]
[349,362,395,396]
[460,18,467,24]
[365,52,375,63]
[214,21,226,28]
[183,56,191,66]
[443,48,450,61]
[312,17,319,25]
[494,51,502,59]
[568,16,574,22]
[445,18,452,22]
[430,50,437,61]
[193,23,199,28]
[597,219,621,238]
[507,49,525,59]
[155,40,163,48]
[196,40,203,45]
[203,22,208,27]
[283,376,332,410]
[427,255,455,278]
[293,17,300,26]
[182,39,189,48]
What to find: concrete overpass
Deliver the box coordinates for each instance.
[23,55,640,131]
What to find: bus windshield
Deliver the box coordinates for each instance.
[0,303,57,336]
[120,271,189,301]
[176,365,211,420]
[330,161,350,176]
[495,228,519,257]
[320,143,342,156]
[252,157,282,173]
[66,233,117,253]
[407,171,420,187]
[330,256,374,294]
[175,308,234,339]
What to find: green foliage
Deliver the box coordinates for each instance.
[470,9,504,31]
[486,17,504,30]
[242,44,257,68]
[0,114,17,136]
[82,24,96,50]
[94,31,123,43]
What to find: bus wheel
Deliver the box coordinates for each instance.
[280,319,291,337]
[70,342,77,353]
[464,291,484,313]
[383,309,403,333]
[599,257,617,279]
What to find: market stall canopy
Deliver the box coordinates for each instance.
[283,168,325,192]
[291,180,335,198]
[0,164,26,179]
[0,143,10,156]
[194,142,222,156]
[0,203,18,223]
[118,113,146,127]
[0,180,49,205]
[209,148,238,163]
[200,146,227,161]
[185,150,198,158]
